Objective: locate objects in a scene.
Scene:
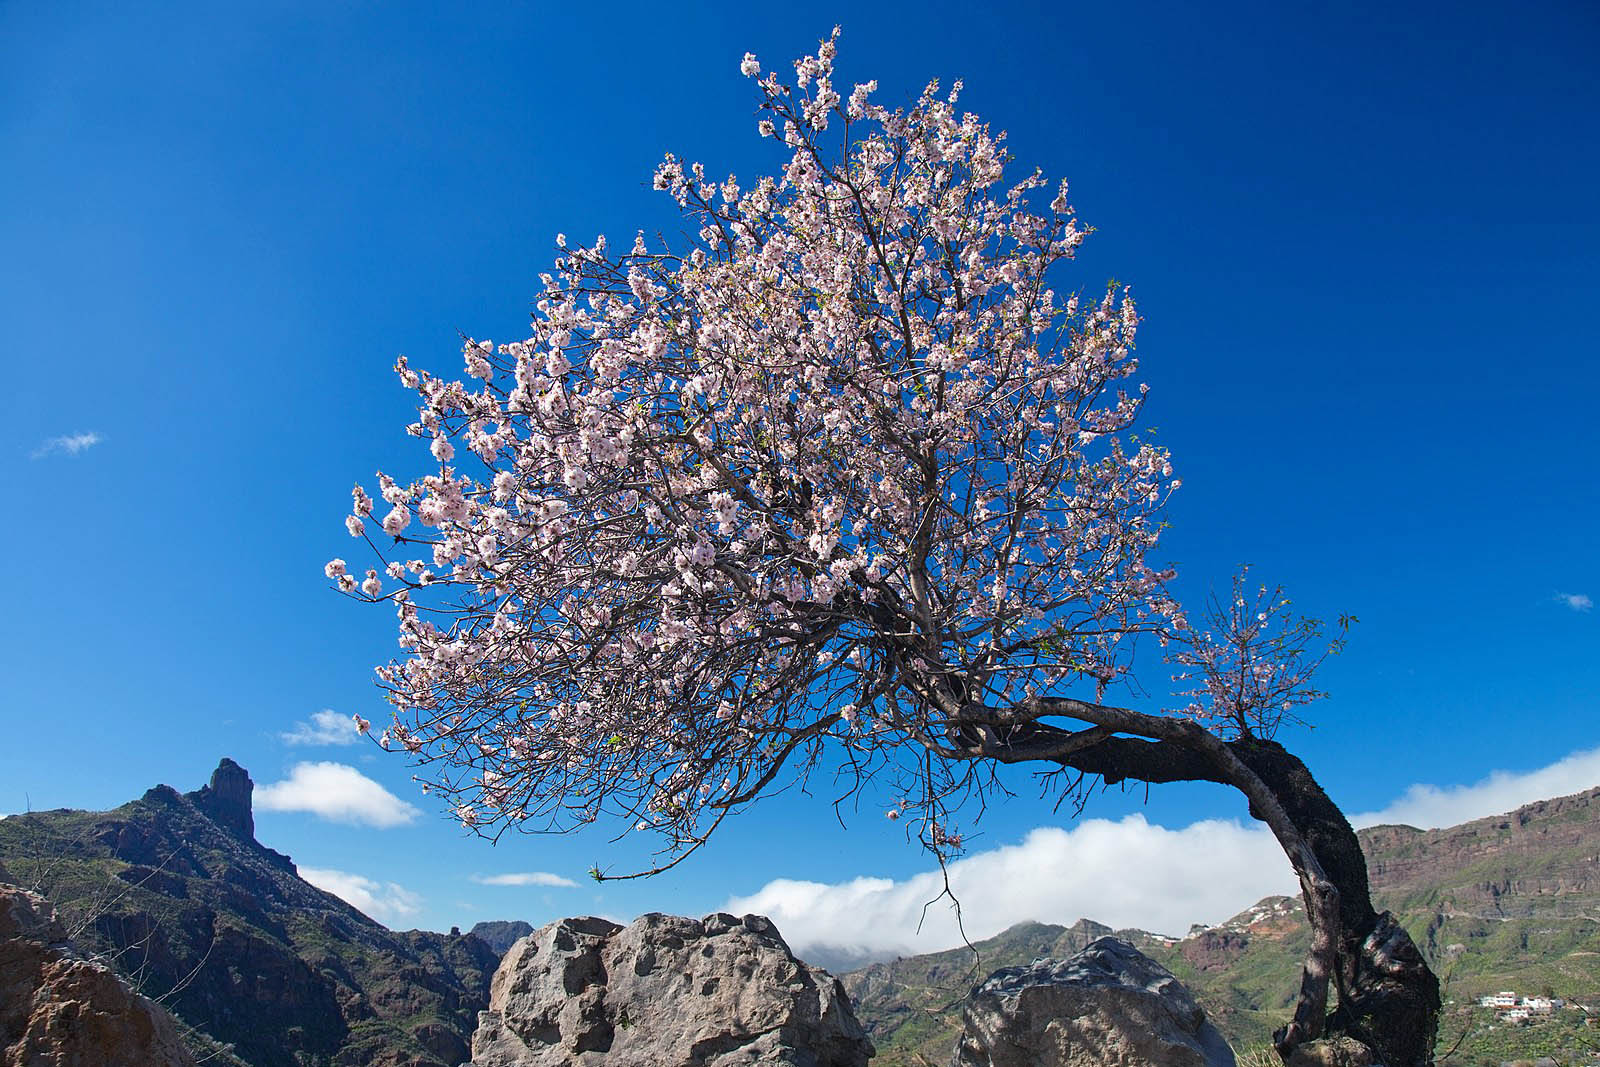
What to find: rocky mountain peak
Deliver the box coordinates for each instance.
[0,759,502,1067]
[186,757,254,840]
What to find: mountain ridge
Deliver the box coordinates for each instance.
[0,758,499,1067]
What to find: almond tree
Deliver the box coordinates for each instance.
[331,32,1438,1064]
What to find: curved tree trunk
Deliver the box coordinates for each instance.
[1230,738,1440,1067]
[986,718,1441,1065]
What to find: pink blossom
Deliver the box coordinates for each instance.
[382,504,410,537]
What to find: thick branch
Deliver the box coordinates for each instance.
[958,699,1340,1055]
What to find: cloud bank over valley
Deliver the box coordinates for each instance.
[726,745,1600,966]
[728,816,1295,967]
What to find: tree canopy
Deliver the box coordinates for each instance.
[331,30,1332,849]
[331,32,1438,1064]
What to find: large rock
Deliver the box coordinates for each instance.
[471,912,873,1067]
[186,757,254,840]
[469,920,536,956]
[0,883,195,1067]
[951,936,1234,1067]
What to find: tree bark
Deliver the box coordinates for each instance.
[997,723,1441,1065]
[1229,738,1440,1067]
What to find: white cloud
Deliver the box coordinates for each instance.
[256,762,420,828]
[726,816,1295,966]
[300,866,423,926]
[281,709,363,747]
[472,872,579,888]
[728,745,1600,968]
[1556,592,1593,612]
[30,431,103,459]
[1351,745,1600,830]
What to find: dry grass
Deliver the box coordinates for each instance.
[1235,1044,1284,1067]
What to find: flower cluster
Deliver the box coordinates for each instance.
[1166,569,1341,737]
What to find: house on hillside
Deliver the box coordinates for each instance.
[1476,990,1570,1022]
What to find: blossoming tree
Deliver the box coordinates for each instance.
[331,33,1438,1065]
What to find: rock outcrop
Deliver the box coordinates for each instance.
[1,883,195,1067]
[471,912,874,1067]
[951,936,1234,1067]
[469,920,536,956]
[1361,785,1600,920]
[186,756,254,840]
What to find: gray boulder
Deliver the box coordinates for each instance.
[471,912,873,1066]
[952,936,1234,1067]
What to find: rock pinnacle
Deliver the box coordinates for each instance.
[190,757,255,839]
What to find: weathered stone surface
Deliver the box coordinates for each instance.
[471,912,874,1066]
[1284,1036,1373,1067]
[0,883,195,1067]
[951,936,1234,1067]
[470,920,536,955]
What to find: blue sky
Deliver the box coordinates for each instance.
[3,2,1596,958]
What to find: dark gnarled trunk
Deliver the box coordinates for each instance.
[1230,739,1440,1067]
[1016,726,1442,1065]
